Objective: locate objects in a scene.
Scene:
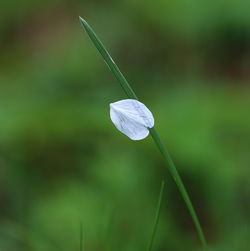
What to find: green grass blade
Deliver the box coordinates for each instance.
[149,127,207,248]
[80,222,83,251]
[79,17,208,249]
[79,17,138,100]
[147,181,165,251]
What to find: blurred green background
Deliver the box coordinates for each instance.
[1,0,250,250]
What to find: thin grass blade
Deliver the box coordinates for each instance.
[79,17,137,100]
[147,181,165,251]
[79,17,207,249]
[80,222,83,251]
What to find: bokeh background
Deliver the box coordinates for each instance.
[1,0,250,250]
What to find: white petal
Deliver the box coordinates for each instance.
[110,99,154,140]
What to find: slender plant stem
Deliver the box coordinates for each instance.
[79,17,138,100]
[79,16,208,249]
[149,127,207,248]
[147,181,165,251]
[80,222,83,251]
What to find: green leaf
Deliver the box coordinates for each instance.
[79,16,208,249]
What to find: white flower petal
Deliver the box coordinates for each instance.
[110,99,154,140]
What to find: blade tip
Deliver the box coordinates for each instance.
[79,16,87,25]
